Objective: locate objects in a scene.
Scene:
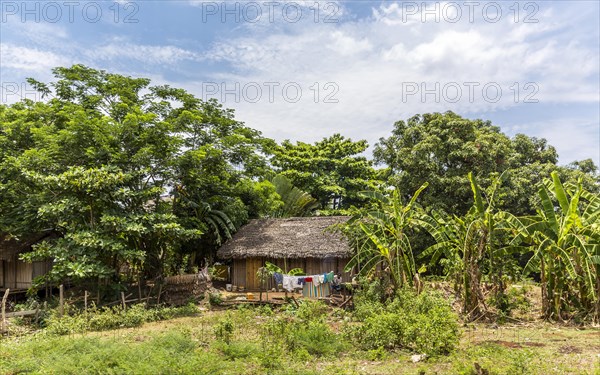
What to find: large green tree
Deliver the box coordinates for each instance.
[0,65,277,284]
[271,134,380,212]
[374,111,598,216]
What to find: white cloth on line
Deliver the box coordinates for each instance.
[282,276,297,292]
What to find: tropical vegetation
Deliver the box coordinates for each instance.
[1,65,599,325]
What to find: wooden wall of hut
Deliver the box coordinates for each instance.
[0,256,52,290]
[229,257,353,291]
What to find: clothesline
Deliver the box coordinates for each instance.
[273,271,336,292]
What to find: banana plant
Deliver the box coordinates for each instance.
[343,183,428,293]
[418,172,517,319]
[505,171,600,320]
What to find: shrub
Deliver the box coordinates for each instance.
[215,341,261,360]
[287,300,329,322]
[45,303,199,335]
[209,292,223,306]
[347,288,460,356]
[261,305,347,358]
[214,315,234,344]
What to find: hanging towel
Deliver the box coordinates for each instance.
[304,277,313,283]
[313,275,325,287]
[325,272,334,283]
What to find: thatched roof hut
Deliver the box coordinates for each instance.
[216,217,354,290]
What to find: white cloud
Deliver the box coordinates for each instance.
[507,119,600,165]
[0,44,69,72]
[87,43,200,64]
[192,1,599,163]
[0,1,597,165]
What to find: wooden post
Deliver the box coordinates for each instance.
[121,292,126,310]
[84,291,88,311]
[156,283,163,305]
[58,284,64,317]
[34,302,40,325]
[1,289,9,331]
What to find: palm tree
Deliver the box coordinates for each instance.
[270,175,318,218]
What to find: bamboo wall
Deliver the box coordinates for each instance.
[230,257,354,291]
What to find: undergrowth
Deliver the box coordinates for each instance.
[44,303,199,335]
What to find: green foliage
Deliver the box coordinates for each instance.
[507,171,600,321]
[264,261,304,276]
[366,346,388,361]
[269,174,318,217]
[214,315,234,344]
[1,65,279,283]
[342,184,428,294]
[45,303,199,335]
[208,291,224,306]
[490,286,532,318]
[0,329,232,375]
[418,172,521,319]
[261,301,347,358]
[272,134,381,211]
[375,112,511,214]
[347,289,460,356]
[214,340,261,360]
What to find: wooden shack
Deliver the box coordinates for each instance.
[0,234,53,292]
[216,217,354,290]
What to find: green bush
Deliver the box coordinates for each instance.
[347,288,460,356]
[214,315,234,344]
[215,341,261,360]
[261,303,347,358]
[209,292,223,306]
[287,300,329,322]
[45,303,199,335]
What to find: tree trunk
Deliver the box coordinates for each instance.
[540,257,550,319]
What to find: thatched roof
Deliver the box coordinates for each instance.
[217,217,351,259]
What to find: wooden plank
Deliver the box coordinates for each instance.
[15,261,33,289]
[5,310,37,318]
[233,259,245,289]
[245,258,256,290]
[5,258,16,289]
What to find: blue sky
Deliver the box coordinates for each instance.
[1,0,599,166]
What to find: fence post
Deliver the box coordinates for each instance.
[1,289,10,332]
[84,290,88,311]
[121,292,126,310]
[59,284,64,317]
[34,301,40,324]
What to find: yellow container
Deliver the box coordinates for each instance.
[246,292,254,300]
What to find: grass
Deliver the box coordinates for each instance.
[1,308,599,375]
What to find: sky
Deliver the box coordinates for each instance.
[1,0,599,166]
